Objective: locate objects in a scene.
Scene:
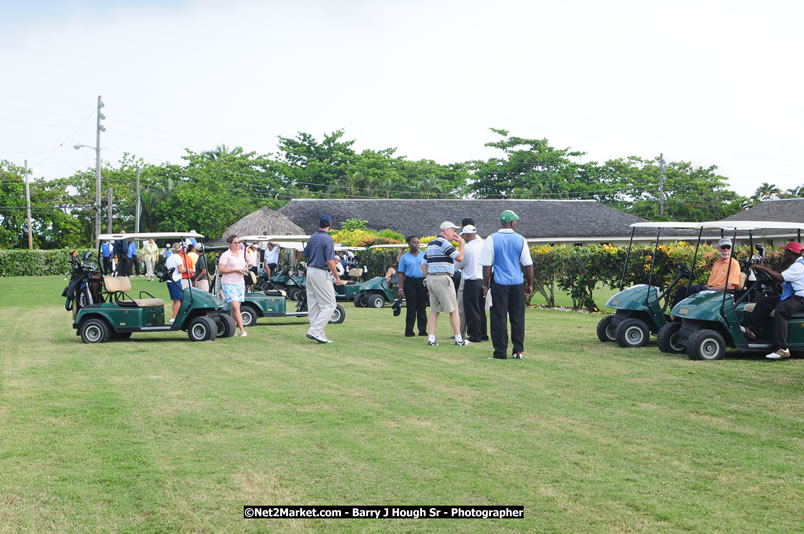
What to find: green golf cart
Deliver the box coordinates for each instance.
[597,222,705,349]
[71,232,236,343]
[219,235,346,327]
[672,221,804,360]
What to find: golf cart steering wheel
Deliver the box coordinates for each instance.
[751,267,776,285]
[676,262,692,279]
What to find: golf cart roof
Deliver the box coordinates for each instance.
[98,231,205,241]
[701,221,804,231]
[629,222,708,229]
[368,244,408,249]
[334,246,366,251]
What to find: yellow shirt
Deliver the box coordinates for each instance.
[707,257,741,289]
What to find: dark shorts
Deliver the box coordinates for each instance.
[167,280,184,301]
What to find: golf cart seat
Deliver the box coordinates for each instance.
[743,302,804,319]
[104,277,165,307]
[349,268,363,279]
[736,272,747,291]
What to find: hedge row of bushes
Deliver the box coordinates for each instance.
[0,249,94,277]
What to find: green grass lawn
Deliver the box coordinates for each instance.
[0,276,802,533]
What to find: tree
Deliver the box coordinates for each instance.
[751,182,782,202]
[276,130,356,193]
[470,129,588,199]
[0,160,27,247]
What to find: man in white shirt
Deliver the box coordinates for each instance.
[263,242,280,275]
[747,241,804,360]
[457,225,488,343]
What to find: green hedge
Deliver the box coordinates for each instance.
[0,249,95,277]
[354,242,787,312]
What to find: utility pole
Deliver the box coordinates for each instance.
[24,160,32,249]
[135,167,141,234]
[658,152,665,217]
[107,188,113,233]
[94,95,106,243]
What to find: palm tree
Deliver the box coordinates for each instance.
[783,185,803,198]
[751,182,781,202]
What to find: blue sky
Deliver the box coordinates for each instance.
[1,0,802,197]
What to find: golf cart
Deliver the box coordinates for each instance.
[69,232,236,343]
[219,235,346,327]
[597,222,706,349]
[672,221,804,360]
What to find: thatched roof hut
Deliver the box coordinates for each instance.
[208,207,305,248]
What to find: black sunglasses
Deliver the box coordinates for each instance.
[719,245,731,250]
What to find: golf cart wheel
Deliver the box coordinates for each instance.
[359,292,370,307]
[368,293,385,308]
[657,322,684,354]
[188,316,217,342]
[212,313,236,338]
[686,329,726,361]
[112,332,132,340]
[353,293,363,307]
[80,318,110,344]
[286,288,298,301]
[240,305,258,328]
[596,315,617,342]
[615,318,649,348]
[329,304,346,324]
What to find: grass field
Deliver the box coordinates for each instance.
[0,276,802,533]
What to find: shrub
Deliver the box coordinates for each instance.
[0,249,95,277]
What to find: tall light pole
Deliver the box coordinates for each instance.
[74,95,106,243]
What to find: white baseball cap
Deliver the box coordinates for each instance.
[440,221,459,231]
[460,225,477,235]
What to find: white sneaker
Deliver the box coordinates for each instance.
[240,330,248,337]
[766,348,790,360]
[169,318,175,324]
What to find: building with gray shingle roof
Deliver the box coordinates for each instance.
[278,199,654,244]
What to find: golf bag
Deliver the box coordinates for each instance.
[63,252,103,311]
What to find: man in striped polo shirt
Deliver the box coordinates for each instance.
[422,221,467,346]
[480,210,534,359]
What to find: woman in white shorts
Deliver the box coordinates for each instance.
[218,235,249,336]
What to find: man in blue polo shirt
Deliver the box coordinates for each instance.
[101,240,112,275]
[481,210,534,360]
[397,236,427,337]
[422,222,467,346]
[303,214,345,344]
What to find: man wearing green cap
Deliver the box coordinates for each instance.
[480,210,534,359]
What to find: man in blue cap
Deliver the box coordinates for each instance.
[480,210,534,359]
[303,214,345,343]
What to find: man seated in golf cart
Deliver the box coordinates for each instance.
[671,238,741,307]
[742,241,804,360]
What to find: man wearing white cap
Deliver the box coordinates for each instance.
[457,224,488,342]
[421,221,467,346]
[671,238,741,307]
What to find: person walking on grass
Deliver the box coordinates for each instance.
[397,235,427,337]
[481,210,534,360]
[421,221,467,346]
[303,214,345,344]
[142,239,159,281]
[218,235,249,337]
